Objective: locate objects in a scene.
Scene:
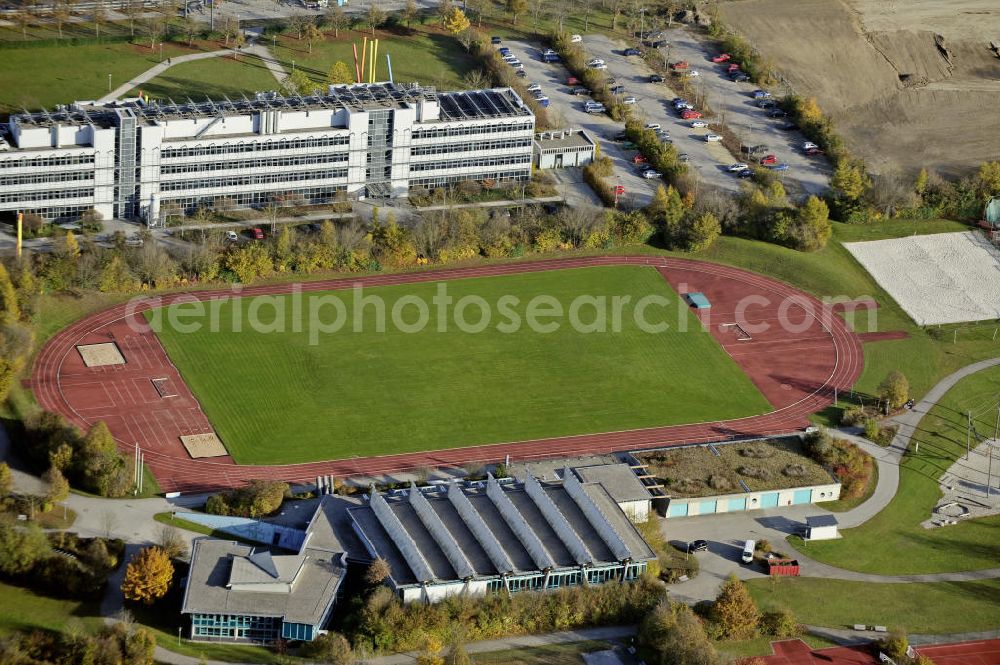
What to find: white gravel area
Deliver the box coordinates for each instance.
[845,231,1000,325]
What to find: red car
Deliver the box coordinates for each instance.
[727,63,741,73]
[680,109,703,119]
[669,60,689,70]
[631,154,648,164]
[759,154,777,165]
[567,76,580,86]
[711,53,731,63]
[249,227,264,240]
[805,147,825,157]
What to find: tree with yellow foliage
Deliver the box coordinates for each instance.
[442,7,471,33]
[417,634,445,665]
[122,546,174,605]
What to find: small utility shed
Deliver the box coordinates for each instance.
[805,514,839,541]
[533,129,596,169]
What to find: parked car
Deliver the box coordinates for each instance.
[803,141,819,151]
[691,120,708,128]
[641,169,662,179]
[590,63,607,70]
[491,36,502,45]
[645,122,661,130]
[648,40,666,48]
[623,96,637,105]
[688,540,709,553]
[757,99,776,109]
[584,102,606,114]
[669,60,689,70]
[727,63,741,73]
[731,73,750,82]
[542,48,556,56]
[511,62,524,69]
[502,54,517,62]
[704,134,722,142]
[727,163,749,172]
[649,74,664,83]
[680,109,702,119]
[249,227,264,240]
[587,58,605,67]
[526,83,541,92]
[570,34,582,43]
[769,163,790,171]
[737,168,754,179]
[569,87,589,95]
[610,84,625,94]
[674,101,693,110]
[759,154,777,165]
[768,108,787,118]
[535,96,550,107]
[779,122,800,131]
[678,153,690,162]
[499,47,512,56]
[613,132,628,142]
[225,230,239,242]
[683,69,700,77]
[631,153,648,164]
[805,147,825,156]
[567,76,580,85]
[515,69,527,78]
[542,52,560,63]
[624,47,642,56]
[752,89,771,99]
[711,53,731,63]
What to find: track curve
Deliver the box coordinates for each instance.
[31,256,863,492]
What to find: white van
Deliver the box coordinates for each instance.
[741,540,755,564]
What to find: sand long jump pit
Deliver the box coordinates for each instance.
[845,231,1000,325]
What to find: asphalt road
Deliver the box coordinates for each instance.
[586,32,832,198]
[505,39,658,209]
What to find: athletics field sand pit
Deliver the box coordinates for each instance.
[845,231,1000,325]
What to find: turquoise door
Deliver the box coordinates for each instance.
[699,500,717,515]
[793,489,813,504]
[728,498,747,512]
[760,492,780,508]
[668,502,688,517]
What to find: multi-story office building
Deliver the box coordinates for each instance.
[0,83,535,222]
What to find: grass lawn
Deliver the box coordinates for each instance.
[472,640,612,663]
[126,54,281,101]
[148,265,771,464]
[268,26,478,91]
[785,365,1000,574]
[748,577,1000,634]
[0,581,102,635]
[0,41,203,112]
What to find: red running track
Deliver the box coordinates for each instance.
[31,256,863,493]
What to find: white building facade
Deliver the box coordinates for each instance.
[0,83,535,222]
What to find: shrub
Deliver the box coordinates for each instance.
[708,475,732,492]
[783,464,807,478]
[205,480,289,518]
[759,608,800,637]
[738,466,771,481]
[840,406,865,426]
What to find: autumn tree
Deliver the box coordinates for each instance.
[417,635,445,665]
[831,159,867,203]
[914,167,929,196]
[442,7,471,34]
[684,211,721,252]
[789,195,831,251]
[507,0,528,25]
[92,3,106,38]
[710,575,760,640]
[51,0,69,38]
[445,640,472,665]
[0,463,11,497]
[0,263,20,324]
[11,10,30,39]
[324,5,350,36]
[365,556,392,584]
[42,466,70,503]
[0,518,50,575]
[181,15,199,47]
[328,61,355,84]
[402,0,420,27]
[303,631,354,664]
[639,601,720,665]
[878,370,909,412]
[122,546,174,604]
[977,161,1000,195]
[281,69,317,96]
[366,3,387,35]
[143,16,167,51]
[303,22,324,54]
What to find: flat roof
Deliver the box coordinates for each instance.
[181,539,344,626]
[574,464,652,505]
[534,129,596,151]
[806,514,839,527]
[10,83,531,130]
[685,292,711,309]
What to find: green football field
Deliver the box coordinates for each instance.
[148,266,771,464]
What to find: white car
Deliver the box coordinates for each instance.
[587,58,605,67]
[727,163,750,172]
[623,96,637,105]
[526,83,541,92]
[645,123,661,130]
[803,141,818,151]
[502,54,517,62]
[684,69,700,77]
[589,63,607,70]
[691,120,709,128]
[511,62,524,69]
[225,230,239,242]
[674,101,693,110]
[641,169,662,179]
[570,34,582,43]
[704,134,722,142]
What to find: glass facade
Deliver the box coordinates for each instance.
[481,562,647,595]
[189,613,283,643]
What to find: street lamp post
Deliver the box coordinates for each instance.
[107,73,112,92]
[159,42,163,62]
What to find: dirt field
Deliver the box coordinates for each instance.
[719,0,1000,177]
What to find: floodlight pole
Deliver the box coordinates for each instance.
[967,411,972,460]
[108,73,112,92]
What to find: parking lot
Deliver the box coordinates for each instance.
[505,39,658,209]
[573,32,832,198]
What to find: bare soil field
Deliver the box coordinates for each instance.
[719,0,1000,177]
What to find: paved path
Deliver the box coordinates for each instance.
[99,43,286,103]
[666,357,1000,603]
